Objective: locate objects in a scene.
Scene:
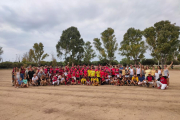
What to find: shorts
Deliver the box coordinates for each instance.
[163,76,168,79]
[137,74,140,77]
[125,75,129,78]
[112,75,115,77]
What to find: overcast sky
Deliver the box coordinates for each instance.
[0,0,180,62]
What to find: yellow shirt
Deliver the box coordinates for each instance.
[151,70,155,76]
[145,69,151,77]
[88,70,91,76]
[91,78,99,82]
[132,76,139,82]
[122,70,125,76]
[90,70,95,77]
[96,71,100,77]
[81,78,86,82]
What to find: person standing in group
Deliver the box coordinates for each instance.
[136,65,141,77]
[12,67,16,86]
[145,66,151,78]
[129,65,134,78]
[163,61,173,87]
[157,66,162,75]
[28,68,35,85]
[119,64,123,75]
[20,66,25,80]
[151,66,156,78]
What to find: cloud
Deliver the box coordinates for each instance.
[0,0,180,62]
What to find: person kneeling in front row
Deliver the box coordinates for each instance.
[156,74,167,90]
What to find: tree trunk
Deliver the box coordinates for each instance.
[161,57,164,69]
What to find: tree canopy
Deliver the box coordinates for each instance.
[93,28,118,64]
[29,43,49,64]
[119,28,147,65]
[144,20,180,67]
[56,26,84,64]
[83,41,96,64]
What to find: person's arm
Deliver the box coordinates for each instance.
[167,61,173,69]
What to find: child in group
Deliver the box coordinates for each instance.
[86,77,91,86]
[77,80,81,85]
[61,74,65,85]
[101,76,105,85]
[71,78,76,85]
[40,75,46,86]
[81,76,86,85]
[52,75,59,86]
[131,74,139,86]
[93,76,99,86]
[45,73,50,85]
[16,77,23,88]
[116,78,121,86]
[113,75,118,85]
[23,75,28,87]
[109,77,114,85]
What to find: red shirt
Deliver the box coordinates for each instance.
[147,76,154,82]
[112,68,115,75]
[100,71,105,78]
[67,73,71,79]
[160,77,167,84]
[53,76,57,82]
[80,70,83,76]
[76,72,80,77]
[50,68,53,73]
[84,72,87,77]
[72,71,76,77]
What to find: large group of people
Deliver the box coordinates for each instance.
[11,62,173,90]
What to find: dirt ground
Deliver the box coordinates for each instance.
[0,70,180,120]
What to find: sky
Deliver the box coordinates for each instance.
[0,0,180,62]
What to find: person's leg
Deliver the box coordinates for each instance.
[156,81,161,88]
[161,84,167,90]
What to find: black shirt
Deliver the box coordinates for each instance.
[28,71,35,79]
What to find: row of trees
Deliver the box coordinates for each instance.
[56,20,180,67]
[0,20,180,67]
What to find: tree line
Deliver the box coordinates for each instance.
[0,20,180,68]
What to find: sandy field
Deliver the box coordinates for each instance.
[0,70,180,120]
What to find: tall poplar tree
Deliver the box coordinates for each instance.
[93,28,118,64]
[144,20,180,67]
[119,28,147,65]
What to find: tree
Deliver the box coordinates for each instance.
[83,41,96,64]
[119,28,147,65]
[144,20,180,68]
[51,53,57,67]
[21,49,34,63]
[0,46,3,61]
[93,28,118,64]
[31,43,49,64]
[56,26,84,64]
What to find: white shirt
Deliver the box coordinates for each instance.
[32,76,38,81]
[136,68,141,74]
[155,73,159,80]
[130,69,134,75]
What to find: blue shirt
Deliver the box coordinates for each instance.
[119,67,123,73]
[138,76,145,82]
[18,80,23,85]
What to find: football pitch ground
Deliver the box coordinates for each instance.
[0,70,180,120]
